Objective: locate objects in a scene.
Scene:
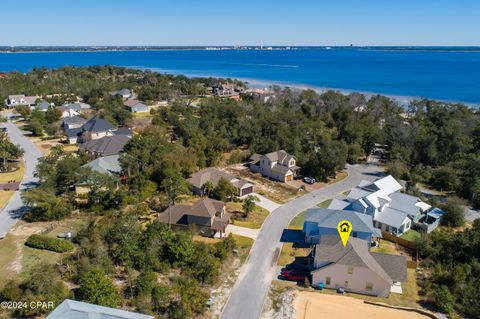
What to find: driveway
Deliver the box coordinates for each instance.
[221,161,383,319]
[0,118,42,238]
[248,193,281,212]
[223,224,259,240]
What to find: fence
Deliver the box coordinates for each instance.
[381,231,418,250]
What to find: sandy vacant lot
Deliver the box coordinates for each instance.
[294,292,430,319]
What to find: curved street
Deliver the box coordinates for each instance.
[221,161,383,319]
[0,117,42,238]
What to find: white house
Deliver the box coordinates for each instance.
[249,150,300,182]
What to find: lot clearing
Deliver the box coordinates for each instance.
[294,292,431,319]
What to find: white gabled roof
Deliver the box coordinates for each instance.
[415,201,431,212]
[372,175,403,195]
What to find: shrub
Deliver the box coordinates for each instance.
[25,234,74,253]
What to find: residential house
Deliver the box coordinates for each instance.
[6,94,38,107]
[84,154,122,176]
[62,116,87,144]
[34,100,53,112]
[76,155,122,194]
[249,150,300,182]
[62,102,91,112]
[188,167,254,197]
[328,175,442,235]
[124,98,149,113]
[79,134,131,157]
[46,299,153,319]
[63,115,127,144]
[157,198,231,237]
[110,88,133,99]
[311,235,407,297]
[303,208,382,245]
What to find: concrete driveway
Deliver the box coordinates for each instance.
[223,224,259,240]
[221,161,384,319]
[0,118,42,238]
[248,193,281,212]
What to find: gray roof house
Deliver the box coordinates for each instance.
[110,88,133,99]
[62,102,91,111]
[188,167,254,197]
[328,175,440,235]
[249,150,300,183]
[34,100,52,111]
[303,208,382,245]
[158,197,231,237]
[46,299,153,319]
[63,115,121,144]
[79,135,131,157]
[124,99,148,113]
[311,235,407,297]
[83,154,122,176]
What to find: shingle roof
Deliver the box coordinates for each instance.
[46,299,154,319]
[188,167,251,190]
[36,101,51,110]
[271,164,292,175]
[313,236,394,284]
[83,155,121,176]
[305,208,378,235]
[82,115,116,133]
[264,150,295,163]
[65,127,83,138]
[371,252,407,282]
[63,115,86,126]
[158,198,226,223]
[124,99,144,107]
[374,207,410,229]
[388,192,426,217]
[79,135,130,156]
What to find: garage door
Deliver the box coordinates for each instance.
[241,186,254,196]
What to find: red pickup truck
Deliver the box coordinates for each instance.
[281,268,306,281]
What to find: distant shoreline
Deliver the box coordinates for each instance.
[137,67,479,108]
[2,46,480,54]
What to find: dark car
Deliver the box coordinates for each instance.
[281,268,306,281]
[285,263,310,271]
[303,177,315,184]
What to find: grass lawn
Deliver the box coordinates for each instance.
[0,160,24,184]
[277,243,311,266]
[231,234,254,263]
[289,211,306,230]
[400,230,421,242]
[371,240,399,255]
[0,234,21,288]
[228,202,270,229]
[317,198,333,208]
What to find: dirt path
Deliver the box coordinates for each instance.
[294,292,430,319]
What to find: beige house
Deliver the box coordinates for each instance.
[188,167,254,197]
[157,198,231,237]
[311,235,407,297]
[249,150,300,182]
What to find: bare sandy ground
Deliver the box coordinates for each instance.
[294,292,430,319]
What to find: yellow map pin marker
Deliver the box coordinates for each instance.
[337,220,352,247]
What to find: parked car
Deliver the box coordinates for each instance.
[285,263,309,271]
[281,268,306,281]
[303,177,315,184]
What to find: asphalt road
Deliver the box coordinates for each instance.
[221,162,383,319]
[0,118,42,238]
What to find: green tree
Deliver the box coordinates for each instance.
[242,195,259,218]
[79,268,120,307]
[14,105,31,119]
[441,197,465,227]
[200,181,214,197]
[212,178,237,201]
[433,285,455,315]
[22,188,71,221]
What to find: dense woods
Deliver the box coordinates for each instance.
[1,66,480,317]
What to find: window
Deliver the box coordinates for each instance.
[366,282,373,291]
[353,232,358,238]
[344,281,348,288]
[347,266,354,274]
[325,277,331,285]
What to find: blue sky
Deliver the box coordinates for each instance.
[1,0,479,46]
